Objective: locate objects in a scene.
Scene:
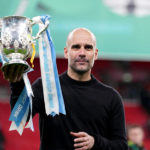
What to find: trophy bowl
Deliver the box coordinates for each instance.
[0,15,49,72]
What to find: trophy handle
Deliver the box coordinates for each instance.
[31,16,49,40]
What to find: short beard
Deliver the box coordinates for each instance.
[70,65,90,75]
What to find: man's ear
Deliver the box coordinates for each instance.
[94,48,98,60]
[64,47,68,59]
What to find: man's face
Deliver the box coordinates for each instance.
[64,30,98,74]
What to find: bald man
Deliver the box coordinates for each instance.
[4,28,128,150]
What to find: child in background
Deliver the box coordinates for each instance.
[127,124,146,150]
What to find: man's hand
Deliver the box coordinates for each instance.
[70,131,95,150]
[2,64,25,82]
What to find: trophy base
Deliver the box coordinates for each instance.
[1,60,31,73]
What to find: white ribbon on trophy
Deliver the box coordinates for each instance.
[39,16,66,116]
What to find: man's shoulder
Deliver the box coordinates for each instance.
[95,78,122,101]
[32,77,42,87]
[96,78,118,92]
[59,72,67,79]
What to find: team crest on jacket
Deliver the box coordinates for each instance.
[102,0,150,17]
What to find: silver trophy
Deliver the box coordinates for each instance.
[0,16,49,72]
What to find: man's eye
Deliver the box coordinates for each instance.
[84,45,93,50]
[71,45,80,49]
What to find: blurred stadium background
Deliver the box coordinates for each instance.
[1,0,150,149]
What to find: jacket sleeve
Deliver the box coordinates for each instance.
[10,78,45,117]
[91,90,128,150]
[10,79,25,110]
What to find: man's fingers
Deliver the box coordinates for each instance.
[70,132,87,137]
[70,131,95,150]
[2,64,25,82]
[74,141,88,148]
[15,65,25,82]
[70,132,90,150]
[74,137,89,143]
[8,64,18,82]
[12,65,24,82]
[70,132,78,137]
[3,66,10,80]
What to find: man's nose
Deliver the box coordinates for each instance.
[79,47,86,56]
